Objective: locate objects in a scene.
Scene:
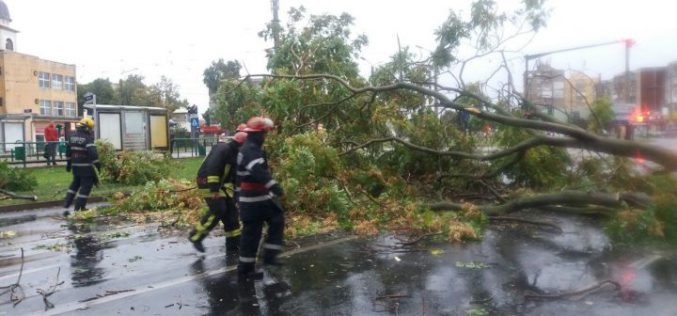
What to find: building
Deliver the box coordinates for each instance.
[637,67,666,113]
[170,108,189,130]
[610,71,638,104]
[526,63,597,121]
[563,71,597,120]
[526,62,566,111]
[666,62,677,118]
[0,0,79,151]
[605,68,666,114]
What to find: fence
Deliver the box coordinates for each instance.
[1,137,227,167]
[0,141,67,167]
[170,137,224,158]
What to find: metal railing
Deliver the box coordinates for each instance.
[2,136,229,167]
[0,141,67,167]
[169,137,222,159]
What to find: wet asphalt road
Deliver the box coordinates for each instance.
[1,205,677,316]
[2,137,677,315]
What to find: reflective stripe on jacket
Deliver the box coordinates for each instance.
[66,130,99,176]
[236,140,283,204]
[196,141,241,193]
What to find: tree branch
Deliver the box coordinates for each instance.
[428,191,650,215]
[242,73,677,170]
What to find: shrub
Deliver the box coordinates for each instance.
[96,140,176,185]
[277,132,351,223]
[112,179,203,212]
[0,161,37,191]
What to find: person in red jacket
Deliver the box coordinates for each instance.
[44,122,59,166]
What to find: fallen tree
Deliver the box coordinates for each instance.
[205,1,677,243]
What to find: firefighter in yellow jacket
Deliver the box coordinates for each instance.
[188,127,247,253]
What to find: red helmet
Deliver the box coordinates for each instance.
[244,116,275,132]
[233,131,248,144]
[236,123,247,132]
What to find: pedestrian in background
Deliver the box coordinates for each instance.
[44,122,58,166]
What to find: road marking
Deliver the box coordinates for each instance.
[0,264,61,282]
[28,235,358,316]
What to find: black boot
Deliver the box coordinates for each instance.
[64,191,75,208]
[263,250,284,267]
[73,197,88,212]
[238,262,263,282]
[188,230,206,253]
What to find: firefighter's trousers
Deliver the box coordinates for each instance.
[64,175,95,211]
[238,200,284,275]
[189,194,241,250]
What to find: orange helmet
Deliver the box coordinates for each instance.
[233,131,248,144]
[244,116,275,132]
[236,123,247,132]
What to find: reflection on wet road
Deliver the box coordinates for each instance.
[1,205,677,315]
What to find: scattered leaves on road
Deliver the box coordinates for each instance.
[0,231,17,239]
[455,261,490,269]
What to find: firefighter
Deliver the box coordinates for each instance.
[63,117,100,217]
[236,116,285,281]
[189,128,248,253]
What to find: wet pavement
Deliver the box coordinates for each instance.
[1,205,677,315]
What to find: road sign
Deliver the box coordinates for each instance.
[191,117,199,128]
[83,92,96,104]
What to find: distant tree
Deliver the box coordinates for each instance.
[117,74,151,106]
[588,98,615,133]
[148,76,189,111]
[78,75,190,114]
[77,78,118,115]
[77,78,117,106]
[202,107,219,126]
[203,59,241,95]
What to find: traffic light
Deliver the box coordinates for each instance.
[204,112,211,125]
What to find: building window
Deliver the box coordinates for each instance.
[65,102,76,117]
[39,100,52,115]
[53,101,64,116]
[65,77,76,92]
[38,72,50,88]
[52,74,64,90]
[5,39,12,51]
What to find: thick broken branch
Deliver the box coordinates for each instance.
[0,189,37,201]
[428,191,650,215]
[242,73,677,170]
[524,280,621,301]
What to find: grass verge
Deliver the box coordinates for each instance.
[1,157,203,206]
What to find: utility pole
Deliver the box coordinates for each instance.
[271,0,280,50]
[624,39,635,103]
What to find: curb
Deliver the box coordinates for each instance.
[0,196,107,213]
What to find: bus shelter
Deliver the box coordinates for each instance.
[84,104,169,151]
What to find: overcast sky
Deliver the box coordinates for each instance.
[7,0,677,112]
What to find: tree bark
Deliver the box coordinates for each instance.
[428,191,650,215]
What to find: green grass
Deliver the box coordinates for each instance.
[2,157,204,206]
